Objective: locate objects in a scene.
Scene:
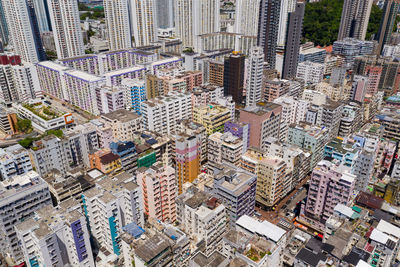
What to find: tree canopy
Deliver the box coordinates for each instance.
[302,0,344,47]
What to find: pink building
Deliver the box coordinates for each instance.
[351,75,368,102]
[263,79,290,102]
[176,71,203,91]
[304,160,355,222]
[137,163,177,223]
[365,65,382,95]
[239,103,282,150]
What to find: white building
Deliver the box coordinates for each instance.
[208,132,244,168]
[82,172,144,257]
[16,201,95,267]
[0,144,32,181]
[141,91,192,135]
[0,171,52,262]
[296,61,325,84]
[101,109,142,142]
[104,0,132,50]
[234,0,260,36]
[47,0,85,59]
[246,46,264,108]
[3,0,45,63]
[277,0,296,48]
[175,0,220,50]
[176,186,227,256]
[130,0,157,47]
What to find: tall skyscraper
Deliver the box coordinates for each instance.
[376,0,400,54]
[104,0,132,50]
[282,2,304,79]
[47,0,84,59]
[156,0,175,29]
[234,0,261,36]
[130,0,157,47]
[246,46,264,108]
[3,0,46,63]
[175,0,220,50]
[338,0,373,41]
[223,52,245,104]
[33,0,52,32]
[0,1,9,45]
[257,0,280,68]
[277,0,296,48]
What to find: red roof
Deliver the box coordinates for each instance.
[356,192,383,210]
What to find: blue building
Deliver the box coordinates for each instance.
[110,141,137,173]
[121,78,146,115]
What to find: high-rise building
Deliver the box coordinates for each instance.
[338,0,373,40]
[176,185,227,256]
[104,0,132,51]
[207,164,257,226]
[47,0,84,59]
[0,171,52,262]
[257,0,280,68]
[208,60,224,86]
[32,0,52,33]
[241,147,290,208]
[82,172,144,257]
[141,91,192,135]
[282,2,305,79]
[175,0,220,50]
[239,103,282,150]
[121,78,146,114]
[0,0,9,45]
[3,0,46,63]
[0,144,32,181]
[223,52,245,104]
[277,0,296,48]
[246,46,264,108]
[155,0,174,29]
[16,201,95,267]
[130,0,157,47]
[137,163,177,222]
[304,160,355,222]
[193,104,231,135]
[175,133,201,193]
[234,0,261,36]
[208,132,244,168]
[376,0,400,54]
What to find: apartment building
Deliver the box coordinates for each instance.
[239,103,282,150]
[296,61,325,85]
[224,121,250,154]
[141,91,192,135]
[101,109,142,142]
[304,160,355,223]
[176,186,227,256]
[16,201,94,267]
[208,132,244,168]
[0,171,52,262]
[82,172,144,257]
[177,120,208,165]
[137,163,177,223]
[207,164,256,226]
[287,122,330,169]
[241,148,291,209]
[193,104,231,135]
[0,144,32,181]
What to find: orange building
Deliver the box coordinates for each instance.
[89,149,122,174]
[174,133,200,194]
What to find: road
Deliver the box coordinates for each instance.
[255,175,309,224]
[45,95,96,124]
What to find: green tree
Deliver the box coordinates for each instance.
[17,119,32,133]
[18,137,34,149]
[366,5,383,40]
[46,129,63,138]
[302,0,343,46]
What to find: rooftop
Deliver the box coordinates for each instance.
[102,109,141,122]
[135,235,170,263]
[236,215,286,243]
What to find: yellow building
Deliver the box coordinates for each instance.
[241,147,290,208]
[193,104,231,135]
